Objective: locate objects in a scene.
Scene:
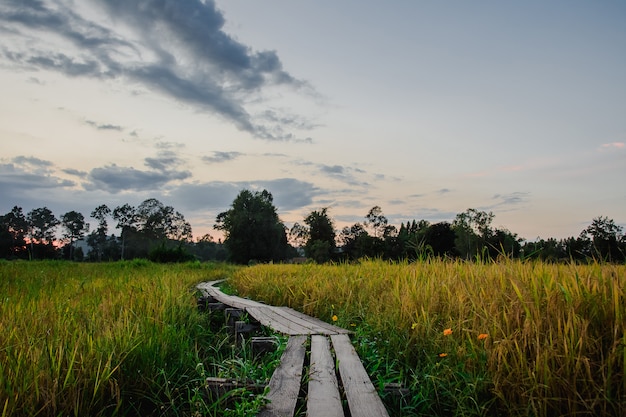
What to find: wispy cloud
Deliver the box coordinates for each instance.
[600,142,625,150]
[85,120,123,131]
[202,151,243,164]
[0,0,315,141]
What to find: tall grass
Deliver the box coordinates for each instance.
[0,260,244,416]
[230,259,625,416]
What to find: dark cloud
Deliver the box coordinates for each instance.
[87,163,191,193]
[144,150,184,172]
[0,0,315,141]
[62,168,87,177]
[170,178,319,214]
[11,155,54,169]
[0,160,76,212]
[201,151,242,164]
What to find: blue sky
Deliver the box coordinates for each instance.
[0,0,624,241]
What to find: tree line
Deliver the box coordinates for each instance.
[0,198,226,262]
[1,189,624,264]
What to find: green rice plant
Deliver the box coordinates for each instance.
[230,258,626,416]
[0,260,265,416]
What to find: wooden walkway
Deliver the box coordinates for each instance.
[197,281,390,417]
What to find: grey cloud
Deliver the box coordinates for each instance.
[170,178,319,214]
[62,168,87,177]
[0,162,75,192]
[321,165,344,174]
[12,155,54,169]
[0,0,314,142]
[87,164,191,193]
[202,151,242,164]
[85,120,123,131]
[144,150,183,171]
[491,192,530,207]
[259,109,319,131]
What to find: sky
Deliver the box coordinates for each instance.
[1,0,625,242]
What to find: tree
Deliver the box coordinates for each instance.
[215,189,291,264]
[424,222,457,258]
[580,216,624,262]
[88,204,111,261]
[136,198,192,242]
[303,208,336,263]
[365,206,388,238]
[61,211,89,260]
[453,208,495,260]
[27,207,60,259]
[0,206,28,259]
[113,203,137,260]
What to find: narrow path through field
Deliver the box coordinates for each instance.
[197,281,390,417]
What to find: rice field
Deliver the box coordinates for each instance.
[230,259,626,416]
[0,260,270,417]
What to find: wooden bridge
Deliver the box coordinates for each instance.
[197,281,390,417]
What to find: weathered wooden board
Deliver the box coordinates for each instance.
[244,306,312,335]
[330,334,390,417]
[198,281,350,336]
[258,335,307,417]
[197,282,266,310]
[280,307,352,335]
[307,335,344,417]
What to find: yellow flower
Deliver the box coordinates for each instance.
[477,333,489,340]
[443,328,453,336]
[332,315,338,322]
[439,353,448,357]
[411,323,418,330]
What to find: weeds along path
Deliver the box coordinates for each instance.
[228,259,626,417]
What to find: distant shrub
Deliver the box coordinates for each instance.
[149,243,195,263]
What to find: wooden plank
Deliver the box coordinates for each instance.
[197,283,267,310]
[281,307,352,335]
[258,335,307,417]
[330,334,389,417]
[247,306,335,335]
[245,306,311,335]
[307,335,344,417]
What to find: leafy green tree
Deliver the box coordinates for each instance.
[136,198,192,242]
[303,208,336,263]
[453,208,495,260]
[27,207,60,259]
[424,222,457,257]
[0,206,28,259]
[113,203,137,260]
[61,211,89,260]
[338,223,368,260]
[580,216,624,262]
[88,204,111,261]
[215,189,291,264]
[365,206,388,238]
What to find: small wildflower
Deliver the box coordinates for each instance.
[439,353,448,357]
[411,323,418,330]
[332,315,338,322]
[350,323,356,327]
[477,333,489,340]
[443,328,453,336]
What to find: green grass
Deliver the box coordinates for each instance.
[0,260,281,417]
[230,259,626,416]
